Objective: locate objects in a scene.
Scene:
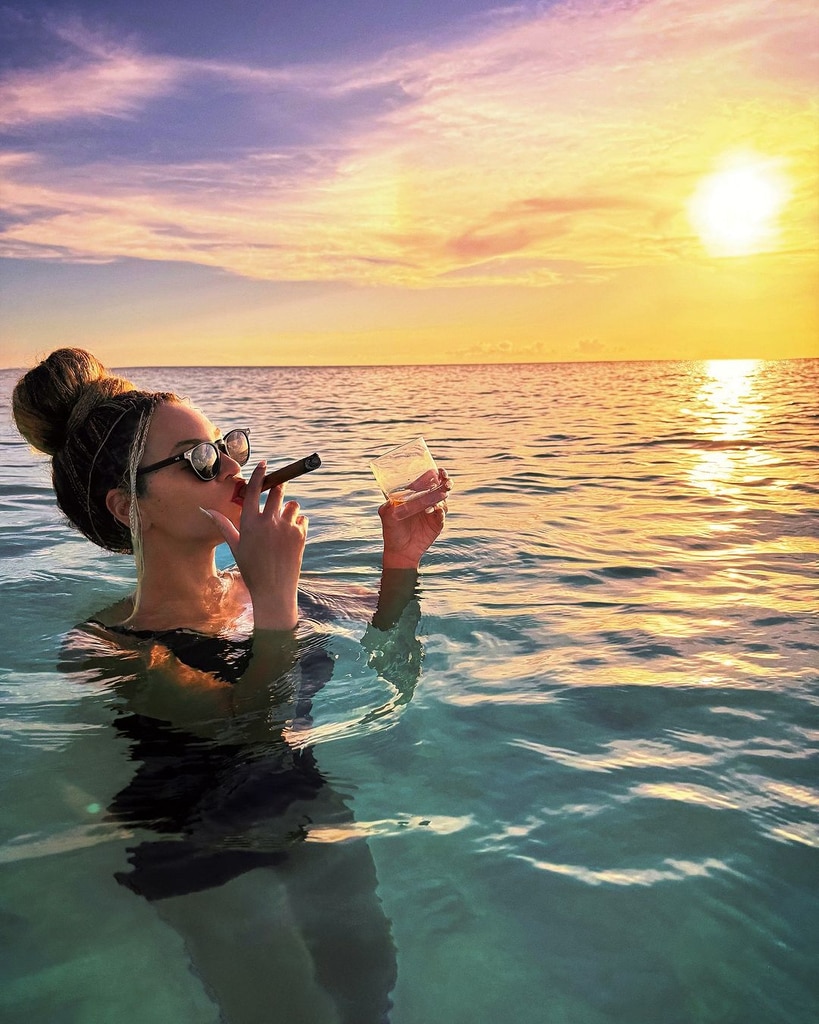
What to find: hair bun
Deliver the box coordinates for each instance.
[12,348,135,456]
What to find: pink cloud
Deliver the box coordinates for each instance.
[0,45,180,127]
[442,193,642,262]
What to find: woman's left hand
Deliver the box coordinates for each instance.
[379,469,451,570]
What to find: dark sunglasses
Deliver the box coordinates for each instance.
[137,428,251,482]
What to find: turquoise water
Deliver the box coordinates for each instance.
[1,359,817,1023]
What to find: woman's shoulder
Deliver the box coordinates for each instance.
[61,593,148,669]
[89,593,136,628]
[59,614,146,686]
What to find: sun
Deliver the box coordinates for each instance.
[688,152,791,257]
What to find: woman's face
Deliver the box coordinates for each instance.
[137,400,247,540]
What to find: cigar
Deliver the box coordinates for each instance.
[261,453,321,491]
[233,453,321,503]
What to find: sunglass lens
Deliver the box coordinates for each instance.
[190,443,220,480]
[224,429,250,465]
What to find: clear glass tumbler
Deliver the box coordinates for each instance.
[369,436,445,520]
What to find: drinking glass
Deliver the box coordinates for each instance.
[370,437,444,520]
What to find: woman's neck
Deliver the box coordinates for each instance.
[124,543,244,632]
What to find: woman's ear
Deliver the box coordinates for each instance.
[105,487,132,528]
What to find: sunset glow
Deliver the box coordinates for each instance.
[1,0,817,367]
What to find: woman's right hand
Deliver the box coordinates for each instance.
[203,461,308,631]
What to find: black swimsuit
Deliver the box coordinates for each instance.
[92,614,337,902]
[103,623,255,681]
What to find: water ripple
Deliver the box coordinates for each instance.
[512,853,733,887]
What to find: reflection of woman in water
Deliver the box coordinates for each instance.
[13,348,450,1024]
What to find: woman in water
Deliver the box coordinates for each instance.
[12,347,450,1024]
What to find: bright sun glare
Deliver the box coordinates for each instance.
[688,153,791,257]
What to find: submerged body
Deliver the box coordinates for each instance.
[70,595,401,1023]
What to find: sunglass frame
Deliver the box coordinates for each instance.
[136,428,251,481]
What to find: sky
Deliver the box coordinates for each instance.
[1,0,817,368]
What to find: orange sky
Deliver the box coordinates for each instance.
[1,0,817,367]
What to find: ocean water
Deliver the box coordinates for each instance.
[0,358,817,1023]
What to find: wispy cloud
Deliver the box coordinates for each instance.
[1,0,816,286]
[0,20,183,127]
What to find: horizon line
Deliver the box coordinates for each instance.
[3,355,816,373]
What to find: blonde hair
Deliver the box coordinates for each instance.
[125,404,154,615]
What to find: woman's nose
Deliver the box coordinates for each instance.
[220,453,244,476]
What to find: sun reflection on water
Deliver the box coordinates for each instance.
[687,359,770,498]
[699,359,762,437]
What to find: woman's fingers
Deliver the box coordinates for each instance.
[261,481,285,518]
[201,507,240,555]
[241,461,266,518]
[261,488,308,529]
[279,499,303,522]
[238,466,307,533]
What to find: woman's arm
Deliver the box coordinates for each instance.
[373,467,450,627]
[372,568,419,630]
[357,469,451,718]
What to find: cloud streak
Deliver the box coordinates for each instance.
[0,20,183,127]
[0,0,816,288]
